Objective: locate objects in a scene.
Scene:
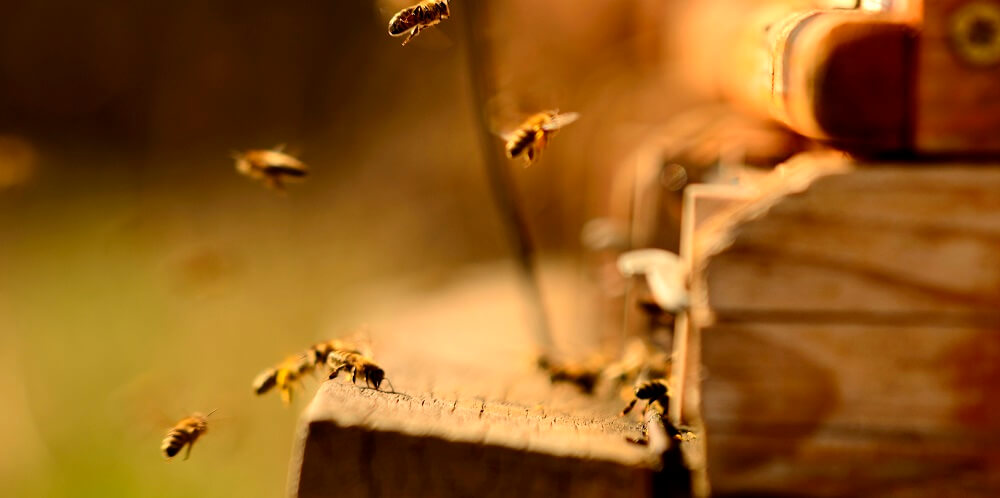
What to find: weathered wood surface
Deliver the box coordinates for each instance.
[916,0,1000,153]
[685,156,1000,495]
[287,265,687,498]
[695,155,1000,320]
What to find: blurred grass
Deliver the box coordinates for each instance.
[0,125,505,497]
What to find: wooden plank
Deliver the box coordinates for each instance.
[286,265,683,498]
[292,383,654,498]
[694,160,1000,319]
[700,322,1000,496]
[702,323,1000,433]
[684,159,1000,494]
[916,0,1000,153]
[675,184,757,420]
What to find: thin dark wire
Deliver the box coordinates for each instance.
[457,1,554,354]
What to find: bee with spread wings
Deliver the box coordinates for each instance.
[232,145,307,192]
[500,110,580,166]
[388,0,451,46]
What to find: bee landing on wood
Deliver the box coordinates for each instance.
[232,145,307,191]
[326,351,392,391]
[252,354,314,405]
[161,410,214,460]
[253,339,363,405]
[501,110,580,166]
[388,0,450,46]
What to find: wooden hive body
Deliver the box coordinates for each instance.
[682,155,1000,496]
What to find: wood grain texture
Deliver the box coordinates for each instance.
[695,156,1000,320]
[286,265,687,498]
[916,0,1000,153]
[684,155,1000,495]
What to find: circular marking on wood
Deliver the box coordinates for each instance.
[949,1,1000,66]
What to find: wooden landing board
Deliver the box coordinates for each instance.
[293,383,655,498]
[286,264,680,498]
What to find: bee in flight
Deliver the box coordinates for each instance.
[501,110,580,166]
[388,0,450,46]
[621,378,671,417]
[327,351,393,391]
[161,410,215,460]
[253,339,364,405]
[252,354,315,405]
[232,145,307,191]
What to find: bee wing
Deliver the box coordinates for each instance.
[260,150,308,176]
[494,129,517,143]
[542,112,580,131]
[342,326,375,357]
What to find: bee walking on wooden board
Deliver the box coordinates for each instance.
[327,350,393,391]
[621,378,671,417]
[388,0,450,46]
[501,110,580,166]
[232,145,307,191]
[620,378,697,445]
[161,410,215,460]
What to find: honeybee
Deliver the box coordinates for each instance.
[252,354,315,405]
[327,351,392,391]
[232,145,307,191]
[621,378,671,416]
[388,0,450,46]
[536,355,604,394]
[161,410,215,460]
[501,110,580,166]
[309,339,362,364]
[253,339,364,405]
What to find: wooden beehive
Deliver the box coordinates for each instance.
[667,3,1000,492]
[678,154,1000,495]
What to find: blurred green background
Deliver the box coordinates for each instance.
[0,1,686,496]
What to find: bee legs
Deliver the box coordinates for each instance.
[264,173,285,192]
[626,432,649,446]
[184,442,194,460]
[402,26,423,46]
[621,397,639,416]
[328,364,348,380]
